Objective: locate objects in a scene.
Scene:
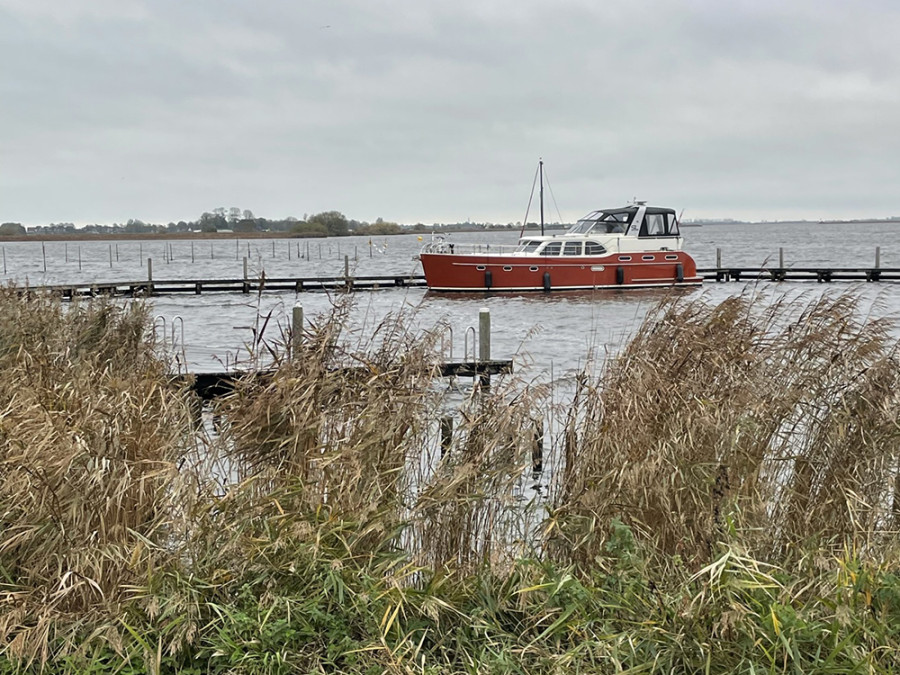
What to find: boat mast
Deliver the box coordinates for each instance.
[539,158,544,236]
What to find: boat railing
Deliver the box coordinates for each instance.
[420,241,521,256]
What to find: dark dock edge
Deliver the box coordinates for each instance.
[179,360,514,401]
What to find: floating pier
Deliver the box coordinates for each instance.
[176,305,510,400]
[10,248,900,297]
[184,360,513,401]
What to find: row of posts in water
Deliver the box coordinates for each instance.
[0,239,387,275]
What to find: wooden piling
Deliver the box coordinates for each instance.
[479,307,491,387]
[440,417,453,458]
[291,304,303,360]
[532,418,544,474]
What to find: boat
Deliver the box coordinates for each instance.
[418,165,702,292]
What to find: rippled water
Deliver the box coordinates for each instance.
[3,222,899,373]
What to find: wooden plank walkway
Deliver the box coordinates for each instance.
[21,274,428,298]
[11,267,900,298]
[696,267,900,283]
[181,360,514,400]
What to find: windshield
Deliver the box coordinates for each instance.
[567,210,632,235]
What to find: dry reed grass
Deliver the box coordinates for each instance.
[3,286,900,672]
[0,289,195,665]
[553,289,900,568]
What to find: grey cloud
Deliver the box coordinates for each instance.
[2,0,900,225]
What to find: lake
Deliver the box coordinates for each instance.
[1,221,898,374]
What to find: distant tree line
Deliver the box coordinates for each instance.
[10,206,545,237]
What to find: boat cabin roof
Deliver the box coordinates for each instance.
[566,204,680,238]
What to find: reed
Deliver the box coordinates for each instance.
[0,290,195,665]
[2,288,900,672]
[553,289,900,567]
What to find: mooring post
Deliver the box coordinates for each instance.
[440,416,453,458]
[109,244,113,268]
[191,241,195,263]
[42,242,46,273]
[716,247,721,269]
[876,246,881,269]
[147,257,153,293]
[778,247,784,269]
[291,304,303,360]
[242,257,249,293]
[479,307,491,388]
[532,417,544,475]
[344,254,350,286]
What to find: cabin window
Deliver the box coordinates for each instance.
[641,213,666,236]
[585,241,606,255]
[540,242,562,256]
[562,242,582,256]
[516,240,542,253]
[666,213,680,236]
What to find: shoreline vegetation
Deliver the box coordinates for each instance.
[3,208,899,243]
[2,289,900,672]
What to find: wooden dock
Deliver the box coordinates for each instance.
[25,274,428,298]
[696,267,900,283]
[12,267,900,298]
[182,360,514,400]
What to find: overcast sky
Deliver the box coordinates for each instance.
[3,0,900,225]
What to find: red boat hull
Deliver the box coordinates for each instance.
[420,251,702,291]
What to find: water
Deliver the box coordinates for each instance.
[2,222,899,373]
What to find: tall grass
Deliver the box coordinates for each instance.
[2,287,900,673]
[553,291,900,569]
[0,290,195,665]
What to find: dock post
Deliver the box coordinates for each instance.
[109,244,113,268]
[479,307,491,388]
[191,241,195,263]
[242,257,249,293]
[147,257,153,294]
[532,417,544,475]
[42,242,46,273]
[779,247,784,269]
[291,304,303,360]
[344,254,350,287]
[440,416,453,458]
[876,246,881,269]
